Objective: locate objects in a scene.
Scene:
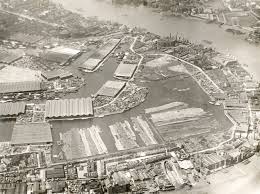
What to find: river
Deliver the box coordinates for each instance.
[52,1,260,194]
[55,0,260,80]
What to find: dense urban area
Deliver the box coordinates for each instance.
[0,0,260,193]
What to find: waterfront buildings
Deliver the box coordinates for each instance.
[114,62,137,79]
[0,81,44,94]
[10,123,53,145]
[0,102,26,117]
[41,70,73,81]
[97,80,126,97]
[78,58,102,71]
[45,97,93,119]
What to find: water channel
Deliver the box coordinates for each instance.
[56,0,260,80]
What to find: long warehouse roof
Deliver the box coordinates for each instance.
[0,81,43,94]
[0,102,26,116]
[11,123,52,145]
[114,63,137,78]
[45,97,93,118]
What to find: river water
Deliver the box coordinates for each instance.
[56,0,260,80]
[51,1,260,194]
[0,1,259,193]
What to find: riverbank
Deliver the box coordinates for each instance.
[54,0,260,80]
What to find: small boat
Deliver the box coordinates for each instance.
[215,101,221,106]
[208,101,215,105]
[203,40,213,45]
[178,88,190,92]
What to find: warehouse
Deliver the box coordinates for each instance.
[114,63,137,79]
[0,50,23,64]
[0,183,27,194]
[10,123,53,145]
[0,102,26,117]
[97,39,121,58]
[201,153,226,172]
[78,58,102,71]
[97,80,126,97]
[0,81,44,94]
[42,47,81,64]
[41,70,73,81]
[0,65,42,83]
[46,165,65,179]
[45,97,93,119]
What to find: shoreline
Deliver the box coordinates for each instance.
[0,1,259,193]
[53,0,260,81]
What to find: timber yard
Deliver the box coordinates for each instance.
[0,0,260,194]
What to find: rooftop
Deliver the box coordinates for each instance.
[0,65,42,83]
[78,58,102,71]
[114,63,137,78]
[41,70,73,80]
[0,81,43,94]
[46,165,65,179]
[50,47,80,56]
[45,97,93,118]
[202,153,225,167]
[0,50,22,64]
[97,80,126,97]
[42,47,80,63]
[0,102,26,116]
[11,123,53,145]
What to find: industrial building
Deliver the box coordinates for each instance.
[45,97,93,119]
[97,39,121,58]
[78,39,121,71]
[0,183,27,194]
[0,50,23,64]
[42,46,81,64]
[114,63,137,79]
[235,123,249,138]
[78,58,102,71]
[97,80,126,97]
[10,123,53,145]
[41,70,73,81]
[201,153,226,171]
[46,165,65,179]
[0,102,26,117]
[0,81,44,94]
